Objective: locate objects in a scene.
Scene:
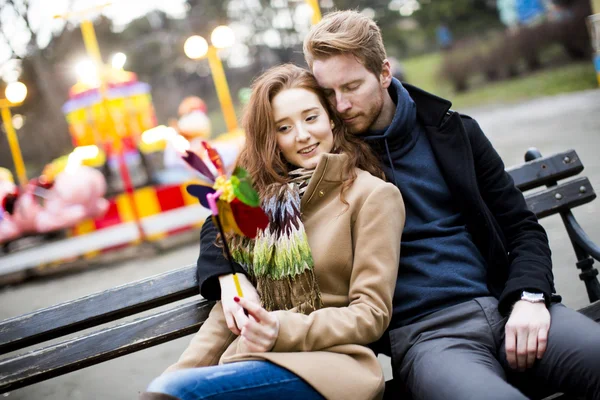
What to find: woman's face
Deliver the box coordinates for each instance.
[272,88,334,170]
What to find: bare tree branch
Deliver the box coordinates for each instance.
[0,6,18,57]
[38,0,76,42]
[6,0,36,42]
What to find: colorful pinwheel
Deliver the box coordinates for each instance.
[182,141,269,297]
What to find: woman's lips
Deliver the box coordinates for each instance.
[298,143,319,155]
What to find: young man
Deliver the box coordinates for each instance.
[195,11,600,399]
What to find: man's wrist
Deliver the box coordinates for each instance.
[520,291,545,304]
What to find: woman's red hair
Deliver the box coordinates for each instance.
[237,64,382,198]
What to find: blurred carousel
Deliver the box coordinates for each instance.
[0,69,244,277]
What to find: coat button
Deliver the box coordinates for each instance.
[318,190,325,197]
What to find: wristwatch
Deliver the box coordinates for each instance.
[521,291,545,303]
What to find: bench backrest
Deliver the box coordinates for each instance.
[0,149,598,393]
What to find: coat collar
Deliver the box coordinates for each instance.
[302,153,348,208]
[402,83,453,128]
[407,84,483,227]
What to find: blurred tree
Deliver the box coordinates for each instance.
[0,0,76,174]
[327,0,502,57]
[0,0,123,174]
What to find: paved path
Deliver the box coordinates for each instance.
[0,89,599,399]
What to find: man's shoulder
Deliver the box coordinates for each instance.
[445,111,481,133]
[457,112,473,121]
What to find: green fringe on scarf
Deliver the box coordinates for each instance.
[230,170,322,314]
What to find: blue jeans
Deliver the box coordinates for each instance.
[147,360,325,400]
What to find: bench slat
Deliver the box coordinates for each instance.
[524,177,596,219]
[0,299,215,393]
[579,300,600,322]
[0,264,198,355]
[507,150,583,191]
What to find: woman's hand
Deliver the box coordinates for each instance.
[235,296,280,353]
[219,274,260,335]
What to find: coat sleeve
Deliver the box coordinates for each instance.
[270,183,404,353]
[197,216,248,300]
[162,302,236,374]
[464,117,554,314]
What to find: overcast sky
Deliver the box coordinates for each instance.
[0,0,188,66]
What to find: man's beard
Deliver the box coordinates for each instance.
[344,92,384,135]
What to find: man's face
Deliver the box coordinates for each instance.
[312,53,390,135]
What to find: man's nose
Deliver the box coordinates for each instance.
[335,93,351,114]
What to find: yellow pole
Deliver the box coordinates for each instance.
[207,46,238,132]
[80,20,104,66]
[306,0,322,24]
[79,19,146,241]
[56,7,147,242]
[1,104,27,185]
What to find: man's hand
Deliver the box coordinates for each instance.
[219,274,260,335]
[235,296,280,353]
[505,300,551,371]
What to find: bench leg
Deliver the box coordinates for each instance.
[575,257,600,303]
[560,211,600,303]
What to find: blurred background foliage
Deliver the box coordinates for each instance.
[0,0,597,176]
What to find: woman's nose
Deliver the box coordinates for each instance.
[295,125,311,141]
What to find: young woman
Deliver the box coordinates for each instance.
[142,64,405,400]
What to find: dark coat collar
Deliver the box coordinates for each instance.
[402,83,453,128]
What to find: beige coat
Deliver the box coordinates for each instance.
[165,153,405,400]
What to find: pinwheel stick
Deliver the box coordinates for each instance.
[207,190,244,298]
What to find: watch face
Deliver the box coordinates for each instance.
[522,292,544,302]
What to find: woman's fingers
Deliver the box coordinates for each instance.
[239,335,263,353]
[223,308,241,336]
[233,297,279,353]
[235,297,271,324]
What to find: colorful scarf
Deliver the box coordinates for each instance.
[230,168,323,314]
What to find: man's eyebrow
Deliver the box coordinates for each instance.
[274,107,320,125]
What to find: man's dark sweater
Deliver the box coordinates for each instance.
[364,79,490,327]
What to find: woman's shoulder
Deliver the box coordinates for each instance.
[354,168,394,189]
[351,169,403,203]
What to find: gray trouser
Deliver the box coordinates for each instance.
[389,297,600,400]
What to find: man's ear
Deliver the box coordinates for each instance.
[380,59,393,89]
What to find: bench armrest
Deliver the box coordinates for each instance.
[563,212,600,261]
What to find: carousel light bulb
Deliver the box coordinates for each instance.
[112,52,127,69]
[184,36,209,60]
[75,60,100,86]
[5,81,27,104]
[211,26,235,49]
[12,114,24,130]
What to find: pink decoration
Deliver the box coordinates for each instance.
[0,167,109,244]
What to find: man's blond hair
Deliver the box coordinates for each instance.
[303,10,387,77]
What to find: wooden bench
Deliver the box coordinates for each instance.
[1,148,599,398]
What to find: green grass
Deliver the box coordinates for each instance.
[402,54,598,111]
